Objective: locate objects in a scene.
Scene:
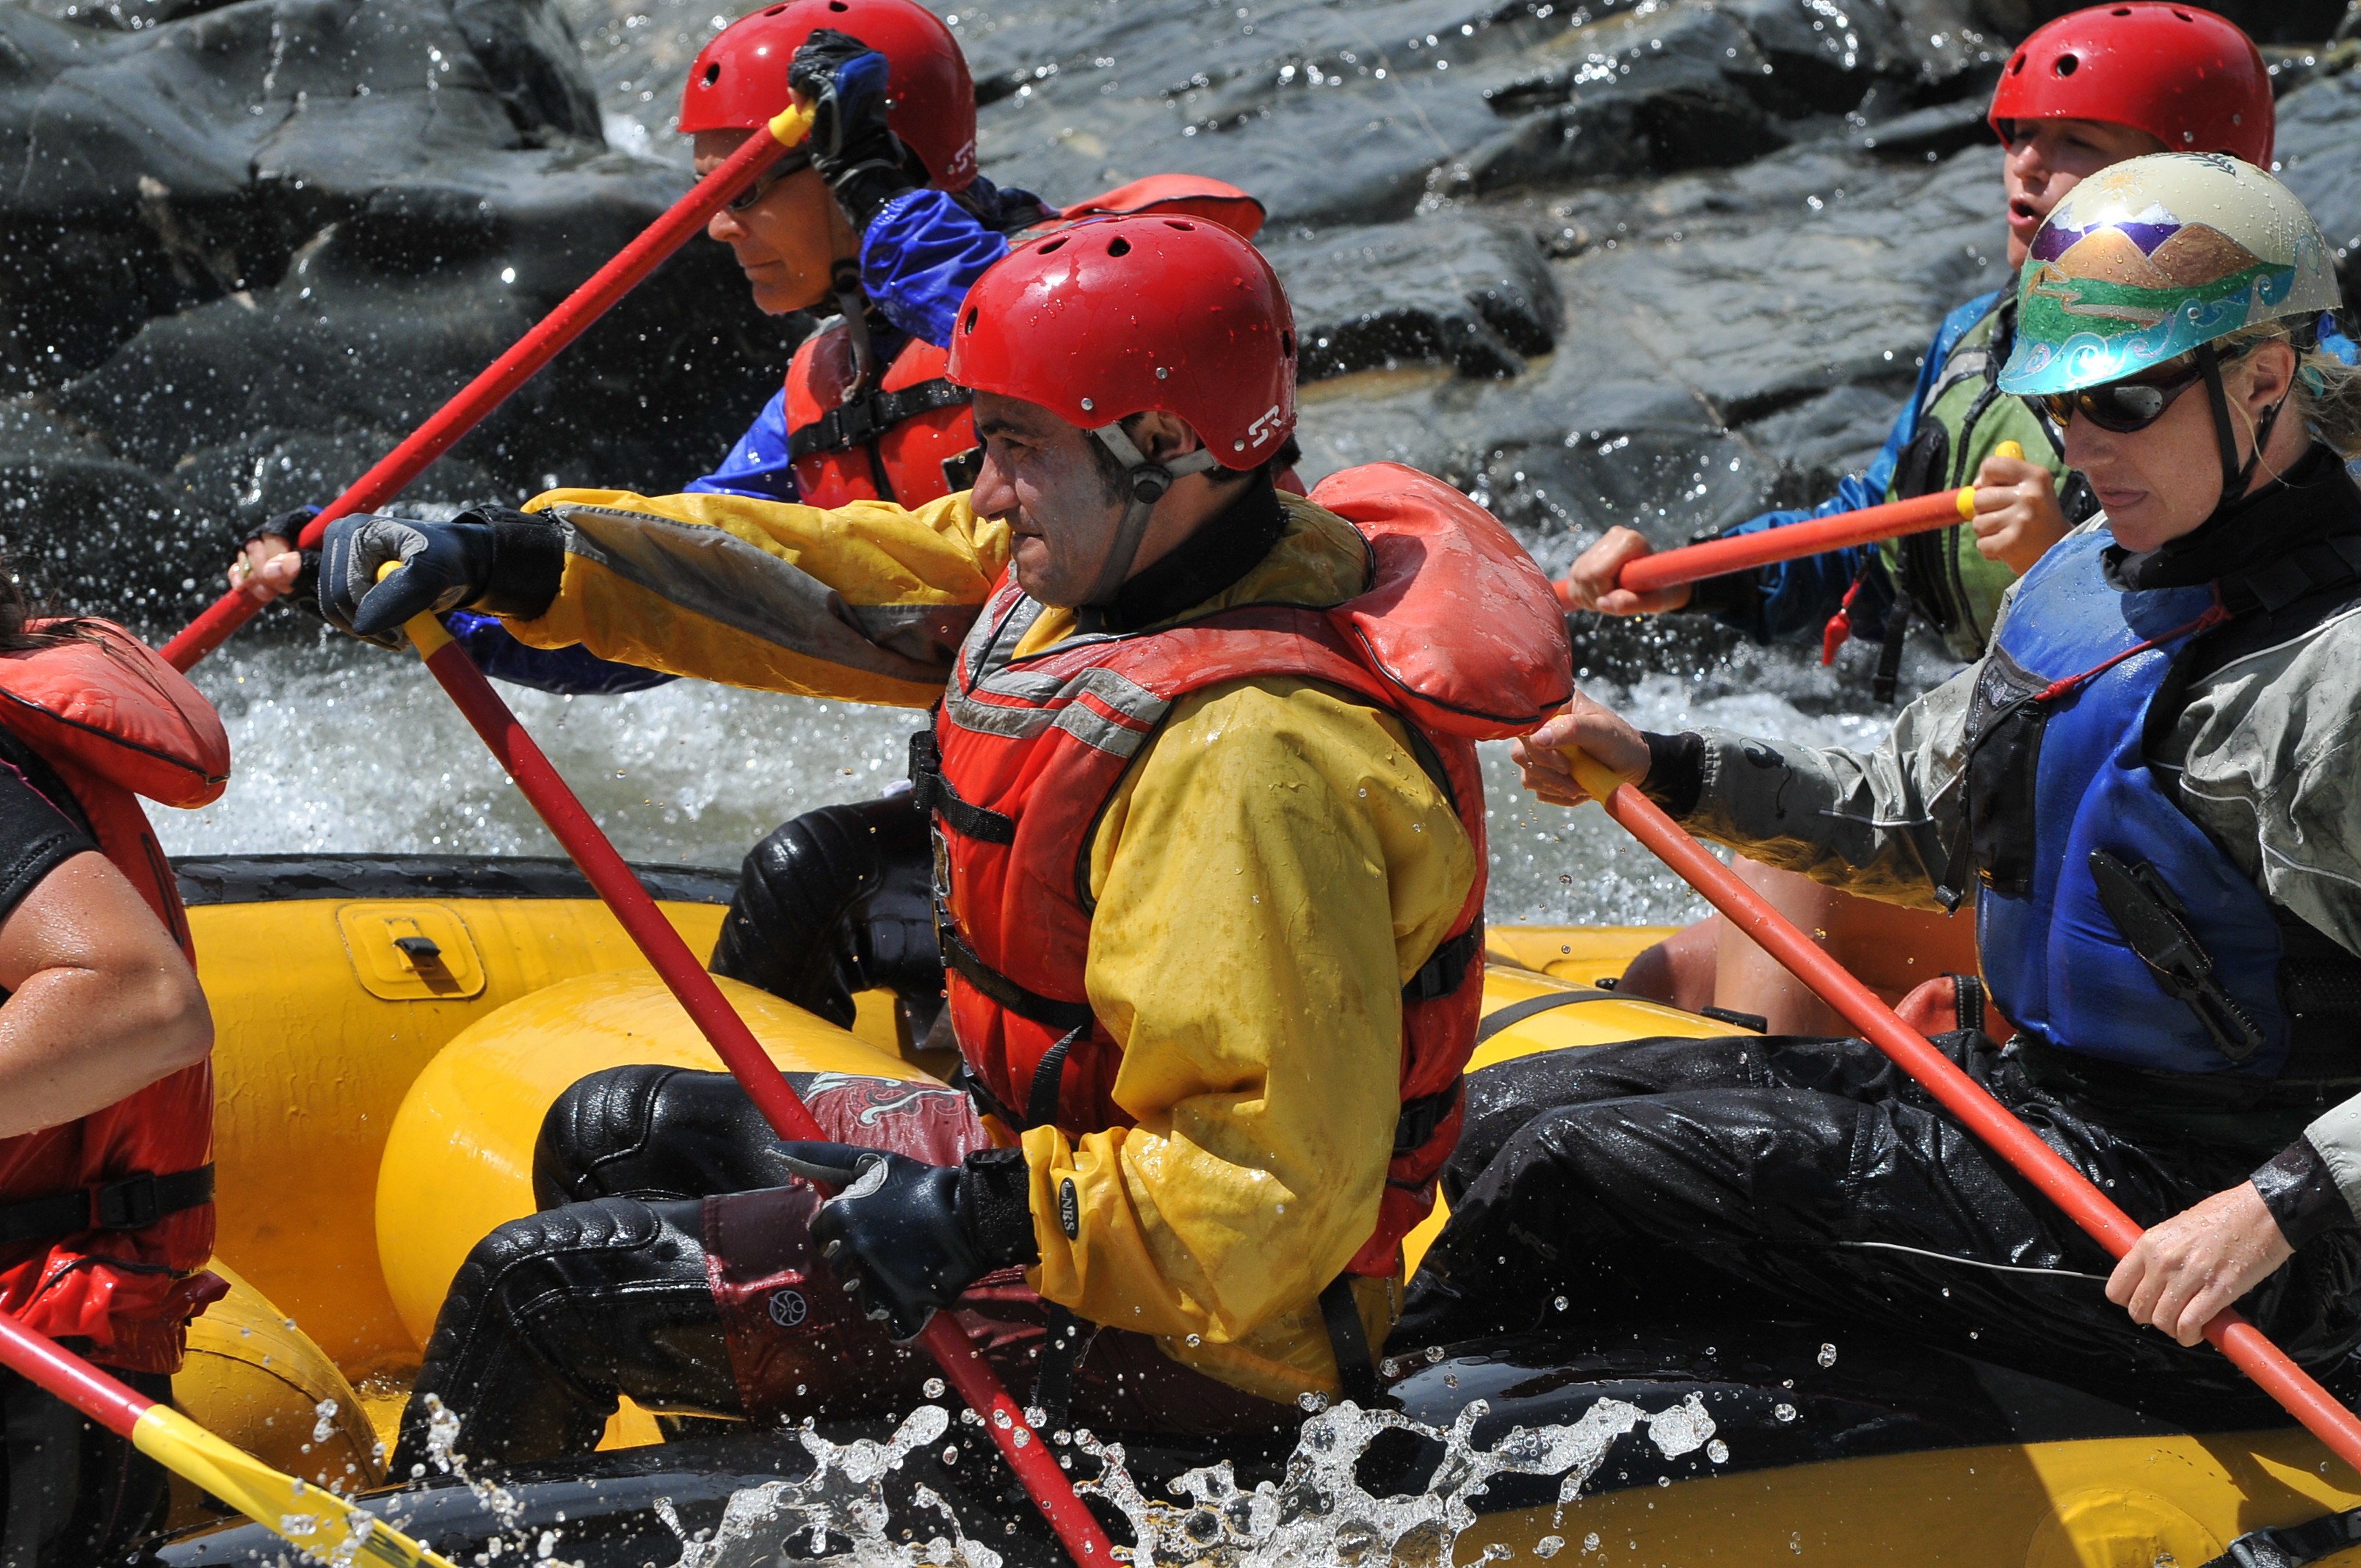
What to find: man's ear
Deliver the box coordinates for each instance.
[1125,410,1203,464]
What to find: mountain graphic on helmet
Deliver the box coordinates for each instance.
[1999,153,2341,396]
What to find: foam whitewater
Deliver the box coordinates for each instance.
[653,1391,1719,1568]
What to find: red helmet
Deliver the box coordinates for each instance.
[1988,3,2271,166]
[679,0,978,189]
[949,215,1296,471]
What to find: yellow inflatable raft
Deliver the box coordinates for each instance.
[163,853,2361,1566]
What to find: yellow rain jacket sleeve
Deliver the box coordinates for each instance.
[504,487,1011,708]
[1022,674,1476,1404]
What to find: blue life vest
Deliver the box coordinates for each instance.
[1973,528,2288,1079]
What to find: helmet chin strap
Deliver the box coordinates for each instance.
[833,258,877,397]
[2196,341,2288,515]
[1081,421,1219,610]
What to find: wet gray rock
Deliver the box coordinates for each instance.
[0,0,2353,680]
[0,0,785,631]
[1269,217,1560,380]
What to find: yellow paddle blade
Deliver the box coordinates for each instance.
[134,1404,459,1568]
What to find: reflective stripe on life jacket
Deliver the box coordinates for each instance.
[1970,531,2291,1080]
[783,175,1269,509]
[0,623,228,1372]
[919,465,1571,1277]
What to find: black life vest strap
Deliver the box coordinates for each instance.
[1029,1304,1096,1434]
[1318,1276,1385,1407]
[937,922,1097,1034]
[788,378,973,460]
[1406,924,1481,1003]
[0,1166,213,1247]
[908,731,1015,845]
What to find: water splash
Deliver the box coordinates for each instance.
[1088,1393,1714,1566]
[660,1406,994,1568]
[656,1394,1714,1568]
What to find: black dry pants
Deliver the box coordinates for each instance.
[0,1362,170,1565]
[1396,1032,2361,1418]
[394,1068,1294,1479]
[707,793,946,1036]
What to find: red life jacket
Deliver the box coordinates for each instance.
[0,623,230,1372]
[913,465,1573,1276]
[782,177,1269,509]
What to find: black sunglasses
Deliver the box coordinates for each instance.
[725,150,814,212]
[2036,366,2207,434]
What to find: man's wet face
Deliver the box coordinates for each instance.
[968,393,1128,607]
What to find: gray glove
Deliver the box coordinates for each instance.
[319,507,561,650]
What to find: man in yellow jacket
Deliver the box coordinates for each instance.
[325,217,1567,1465]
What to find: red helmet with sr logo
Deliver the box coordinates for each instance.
[948,214,1297,469]
[680,0,978,189]
[1987,3,2272,166]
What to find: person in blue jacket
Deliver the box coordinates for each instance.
[1562,4,2277,1035]
[229,1,1048,696]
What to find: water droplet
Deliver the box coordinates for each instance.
[1536,1536,1564,1559]
[942,1444,960,1464]
[1708,1439,1729,1464]
[1584,1532,1601,1552]
[1553,1295,1568,1311]
[1774,1403,1797,1423]
[923,1377,946,1399]
[1816,1343,1837,1368]
[1186,1333,1202,1347]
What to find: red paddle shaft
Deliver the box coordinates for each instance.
[159,109,812,675]
[1551,485,1981,609]
[1567,754,2361,1473]
[405,621,1114,1564]
[0,1310,153,1439]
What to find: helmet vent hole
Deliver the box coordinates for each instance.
[1280,330,1296,358]
[702,62,721,84]
[2053,52,2078,76]
[2172,7,2192,18]
[2111,4,2130,11]
[963,307,979,334]
[1165,219,1196,231]
[762,4,786,12]
[1037,236,1067,254]
[1107,236,1131,257]
[2009,52,2025,74]
[827,1,849,9]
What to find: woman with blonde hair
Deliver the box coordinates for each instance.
[1407,154,2361,1410]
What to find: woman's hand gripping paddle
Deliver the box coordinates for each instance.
[0,1309,459,1567]
[373,570,1117,1564]
[1553,744,2361,1477]
[159,103,816,675]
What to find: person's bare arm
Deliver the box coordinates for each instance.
[0,852,211,1139]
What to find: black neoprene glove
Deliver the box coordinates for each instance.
[776,1141,1037,1340]
[789,29,918,230]
[319,507,563,650]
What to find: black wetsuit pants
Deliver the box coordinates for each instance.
[706,792,946,1035]
[0,1363,170,1564]
[1395,1031,2361,1418]
[392,1068,1292,1478]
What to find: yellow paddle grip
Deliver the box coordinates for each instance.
[1953,440,2027,519]
[768,101,816,149]
[374,560,454,659]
